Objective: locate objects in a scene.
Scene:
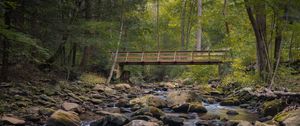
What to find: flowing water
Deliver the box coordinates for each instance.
[81,88,259,126]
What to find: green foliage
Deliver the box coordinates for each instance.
[222,59,256,86]
[182,65,218,84]
[80,73,106,85]
[0,25,49,63]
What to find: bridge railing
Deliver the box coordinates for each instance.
[111,50,229,63]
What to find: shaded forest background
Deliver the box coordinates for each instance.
[0,0,300,90]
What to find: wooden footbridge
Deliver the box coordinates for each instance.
[112,50,230,65]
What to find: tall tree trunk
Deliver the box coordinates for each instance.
[196,0,202,51]
[46,0,82,64]
[80,0,93,70]
[185,0,194,50]
[1,8,11,82]
[222,0,230,35]
[72,43,77,67]
[180,0,187,50]
[156,0,160,50]
[106,0,124,84]
[288,31,295,62]
[244,0,270,81]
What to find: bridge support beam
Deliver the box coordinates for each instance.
[114,64,124,79]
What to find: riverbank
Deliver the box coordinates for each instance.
[0,76,299,126]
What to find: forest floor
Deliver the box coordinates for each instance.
[0,65,299,126]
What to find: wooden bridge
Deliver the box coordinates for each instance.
[112,50,230,65]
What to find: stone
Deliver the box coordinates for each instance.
[172,102,207,113]
[104,107,121,113]
[93,84,105,91]
[226,110,239,115]
[46,110,80,126]
[254,121,276,126]
[189,102,207,113]
[124,120,159,126]
[274,108,300,126]
[262,99,284,116]
[199,114,220,120]
[162,115,184,126]
[1,115,26,125]
[132,106,165,119]
[220,97,240,106]
[258,116,272,122]
[90,112,129,126]
[239,104,250,108]
[62,102,80,111]
[129,95,167,108]
[115,83,131,90]
[90,98,102,104]
[40,94,56,103]
[166,91,203,107]
[39,107,55,116]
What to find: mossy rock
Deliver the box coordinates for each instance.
[132,106,165,119]
[262,99,285,116]
[274,112,289,122]
[220,97,240,106]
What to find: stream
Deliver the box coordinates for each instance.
[81,87,259,126]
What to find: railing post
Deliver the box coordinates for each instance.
[157,51,160,61]
[125,52,129,62]
[141,52,144,61]
[191,51,194,61]
[174,51,177,61]
[208,51,211,61]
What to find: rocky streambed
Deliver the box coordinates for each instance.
[0,80,299,126]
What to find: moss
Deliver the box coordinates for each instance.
[262,99,284,116]
[274,112,289,122]
[220,96,240,106]
[80,73,106,85]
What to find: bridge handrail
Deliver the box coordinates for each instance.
[111,50,230,64]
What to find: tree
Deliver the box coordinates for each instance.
[244,0,270,81]
[180,0,187,50]
[196,0,202,51]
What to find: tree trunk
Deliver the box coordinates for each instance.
[288,31,295,62]
[244,0,270,81]
[196,0,202,51]
[106,0,124,84]
[72,43,77,67]
[156,0,160,50]
[222,0,230,35]
[185,0,194,50]
[1,8,11,82]
[180,0,187,50]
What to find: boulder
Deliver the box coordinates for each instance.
[132,106,165,119]
[93,84,105,91]
[1,115,26,125]
[62,102,80,111]
[226,110,239,115]
[220,97,240,106]
[115,83,131,90]
[172,102,207,113]
[162,115,184,126]
[39,107,55,116]
[166,91,203,107]
[90,112,129,126]
[274,108,300,126]
[124,120,159,126]
[129,95,167,108]
[262,99,284,116]
[46,110,80,126]
[90,98,103,104]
